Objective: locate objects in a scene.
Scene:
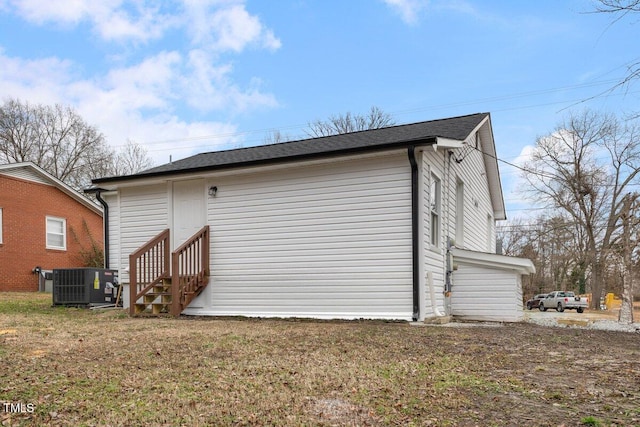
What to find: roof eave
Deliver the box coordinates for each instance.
[92,136,439,186]
[476,115,506,221]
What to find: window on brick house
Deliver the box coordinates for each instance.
[46,216,66,250]
[0,208,3,244]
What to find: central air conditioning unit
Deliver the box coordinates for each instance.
[52,268,119,307]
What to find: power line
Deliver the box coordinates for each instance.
[473,142,640,189]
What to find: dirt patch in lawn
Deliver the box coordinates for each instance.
[0,293,639,426]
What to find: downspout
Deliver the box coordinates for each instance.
[85,188,109,269]
[408,147,420,321]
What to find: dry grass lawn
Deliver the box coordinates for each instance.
[1,293,639,426]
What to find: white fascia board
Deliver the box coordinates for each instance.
[476,118,506,220]
[451,247,536,275]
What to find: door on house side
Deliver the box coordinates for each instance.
[172,179,206,250]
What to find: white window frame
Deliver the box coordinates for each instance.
[487,213,494,253]
[455,178,464,247]
[46,216,67,250]
[430,173,441,248]
[0,208,3,244]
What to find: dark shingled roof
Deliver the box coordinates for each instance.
[94,113,488,184]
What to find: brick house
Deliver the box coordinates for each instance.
[0,162,103,292]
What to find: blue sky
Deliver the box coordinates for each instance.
[0,0,638,220]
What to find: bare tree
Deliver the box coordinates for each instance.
[498,219,543,297]
[111,140,154,176]
[593,0,640,15]
[0,98,110,189]
[523,110,640,310]
[306,106,395,138]
[592,1,640,97]
[497,218,529,258]
[0,99,60,171]
[263,129,293,145]
[0,98,154,188]
[499,214,588,299]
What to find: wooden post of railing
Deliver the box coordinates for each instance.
[163,234,170,301]
[129,252,137,317]
[171,251,180,317]
[128,229,170,316]
[203,226,210,276]
[169,226,210,317]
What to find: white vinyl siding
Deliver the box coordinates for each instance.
[419,129,504,319]
[117,184,169,282]
[189,152,413,320]
[450,262,523,322]
[446,134,496,252]
[0,167,50,185]
[46,216,66,250]
[104,193,120,271]
[420,150,446,318]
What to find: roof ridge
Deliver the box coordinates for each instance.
[191,112,489,158]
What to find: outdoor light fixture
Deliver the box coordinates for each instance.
[208,186,218,197]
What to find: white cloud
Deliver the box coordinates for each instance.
[93,4,179,42]
[8,0,94,24]
[65,75,243,163]
[183,49,278,112]
[6,0,177,43]
[0,54,181,163]
[89,110,241,164]
[100,51,182,110]
[0,46,275,162]
[6,0,282,49]
[382,0,428,25]
[183,0,281,52]
[0,1,281,164]
[0,49,76,105]
[500,144,547,221]
[513,144,535,168]
[382,0,495,26]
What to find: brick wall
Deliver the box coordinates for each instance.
[0,175,103,291]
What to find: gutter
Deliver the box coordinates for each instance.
[84,188,109,269]
[408,146,420,321]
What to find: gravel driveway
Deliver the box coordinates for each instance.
[523,307,640,333]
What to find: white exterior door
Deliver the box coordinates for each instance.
[172,179,206,249]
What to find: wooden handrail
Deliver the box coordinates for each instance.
[129,227,209,317]
[130,228,170,260]
[129,229,170,316]
[171,226,210,316]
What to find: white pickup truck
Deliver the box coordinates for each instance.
[539,291,588,313]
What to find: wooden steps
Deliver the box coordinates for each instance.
[133,282,172,315]
[129,226,210,317]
